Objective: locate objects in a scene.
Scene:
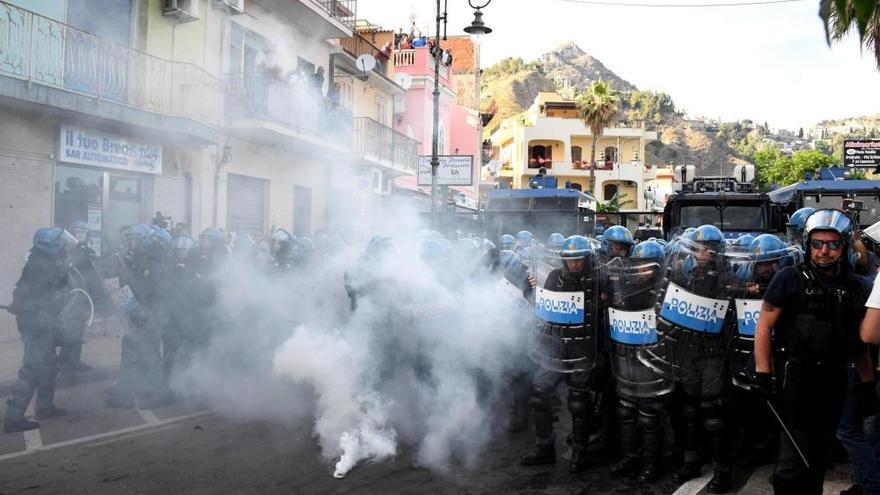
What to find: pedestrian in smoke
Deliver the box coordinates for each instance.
[754,209,875,494]
[312,67,325,96]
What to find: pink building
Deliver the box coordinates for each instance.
[391,46,480,204]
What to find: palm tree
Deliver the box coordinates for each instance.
[576,80,619,197]
[820,0,879,69]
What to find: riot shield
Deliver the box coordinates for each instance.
[605,249,674,398]
[728,238,801,389]
[529,248,598,373]
[638,234,732,384]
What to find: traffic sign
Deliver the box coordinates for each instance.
[844,139,880,168]
[417,155,474,186]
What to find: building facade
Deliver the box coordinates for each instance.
[0,0,357,336]
[486,92,658,211]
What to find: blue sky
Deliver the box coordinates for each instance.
[357,0,880,130]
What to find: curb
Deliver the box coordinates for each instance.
[0,366,119,397]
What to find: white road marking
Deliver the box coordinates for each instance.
[671,467,713,495]
[22,398,42,450]
[22,429,42,450]
[137,409,160,425]
[0,410,212,462]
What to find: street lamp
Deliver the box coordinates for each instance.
[430,0,492,229]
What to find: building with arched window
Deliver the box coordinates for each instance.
[485,92,658,211]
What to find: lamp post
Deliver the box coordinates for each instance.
[429,0,492,229]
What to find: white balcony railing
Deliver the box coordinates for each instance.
[0,1,223,126]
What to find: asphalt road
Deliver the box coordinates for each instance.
[0,376,704,495]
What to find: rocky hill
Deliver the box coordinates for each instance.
[539,42,637,98]
[482,42,748,175]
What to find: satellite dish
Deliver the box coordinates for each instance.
[394,73,412,90]
[356,54,376,77]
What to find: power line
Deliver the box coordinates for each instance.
[556,0,805,7]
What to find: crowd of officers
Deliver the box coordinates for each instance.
[3,206,880,495]
[494,207,880,495]
[2,223,317,432]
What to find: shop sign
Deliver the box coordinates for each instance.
[418,155,474,186]
[60,126,162,174]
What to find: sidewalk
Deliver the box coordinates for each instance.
[0,318,123,395]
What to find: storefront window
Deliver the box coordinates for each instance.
[54,164,103,255]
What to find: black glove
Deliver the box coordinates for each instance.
[750,371,776,400]
[857,381,879,416]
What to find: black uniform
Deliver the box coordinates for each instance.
[5,250,70,428]
[60,243,101,370]
[659,258,733,485]
[105,248,170,408]
[522,262,598,472]
[764,263,867,494]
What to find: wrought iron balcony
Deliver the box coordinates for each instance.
[226,73,352,148]
[310,0,357,30]
[354,117,418,174]
[0,1,223,128]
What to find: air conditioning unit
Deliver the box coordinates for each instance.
[214,0,244,14]
[163,0,200,22]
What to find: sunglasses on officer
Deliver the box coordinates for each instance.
[809,239,842,251]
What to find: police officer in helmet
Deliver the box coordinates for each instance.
[520,235,598,473]
[607,240,673,482]
[754,209,873,495]
[61,220,101,373]
[4,228,78,432]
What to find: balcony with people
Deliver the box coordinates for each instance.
[0,0,223,140]
[225,56,352,151]
[390,26,452,85]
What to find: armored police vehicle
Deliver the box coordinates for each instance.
[483,184,597,241]
[663,164,785,241]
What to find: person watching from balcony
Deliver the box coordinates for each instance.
[394,28,403,49]
[312,67,325,96]
[329,82,342,109]
[442,49,453,67]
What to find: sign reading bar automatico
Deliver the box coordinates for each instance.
[60,126,162,174]
[844,139,880,169]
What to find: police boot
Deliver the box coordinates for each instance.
[638,409,664,483]
[610,402,640,477]
[706,468,732,494]
[704,413,732,494]
[3,400,39,433]
[520,443,556,466]
[568,389,592,473]
[35,379,65,419]
[673,404,702,483]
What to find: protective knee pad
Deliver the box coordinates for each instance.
[638,408,663,432]
[568,388,592,416]
[703,416,725,435]
[529,383,555,413]
[617,401,637,423]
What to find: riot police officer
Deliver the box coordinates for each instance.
[646,224,734,493]
[601,225,635,260]
[4,228,78,432]
[61,220,101,373]
[105,224,172,409]
[499,234,516,252]
[754,209,872,494]
[607,240,673,482]
[520,235,598,473]
[727,235,797,467]
[515,231,534,254]
[269,228,296,272]
[785,207,816,246]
